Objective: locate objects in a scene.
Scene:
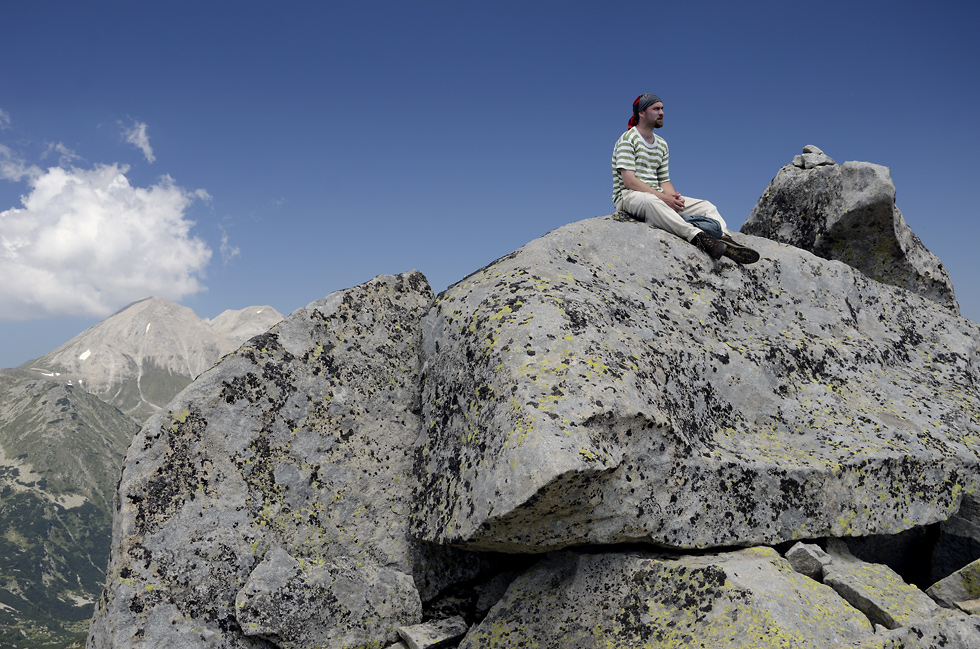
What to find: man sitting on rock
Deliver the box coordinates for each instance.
[612,93,759,264]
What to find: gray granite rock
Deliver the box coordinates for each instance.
[413,215,980,552]
[742,153,958,314]
[397,616,468,649]
[87,164,980,647]
[793,145,836,169]
[785,542,832,580]
[458,547,873,649]
[932,493,980,584]
[823,539,940,629]
[235,547,420,648]
[927,556,980,610]
[848,609,980,648]
[87,272,482,649]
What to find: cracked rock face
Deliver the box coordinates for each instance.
[741,154,958,314]
[87,272,481,649]
[412,215,980,552]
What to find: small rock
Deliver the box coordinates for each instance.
[927,557,980,609]
[957,598,980,615]
[398,616,469,649]
[785,542,832,580]
[793,149,836,169]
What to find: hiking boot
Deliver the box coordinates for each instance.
[720,235,761,265]
[692,232,725,260]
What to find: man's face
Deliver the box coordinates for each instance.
[643,102,664,129]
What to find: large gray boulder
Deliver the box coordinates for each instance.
[741,148,958,314]
[87,272,482,649]
[87,181,980,646]
[412,215,980,552]
[822,539,940,630]
[458,547,874,649]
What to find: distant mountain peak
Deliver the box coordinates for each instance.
[22,297,284,422]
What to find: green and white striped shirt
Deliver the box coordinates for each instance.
[611,127,670,204]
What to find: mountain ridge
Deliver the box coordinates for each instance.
[20,297,284,422]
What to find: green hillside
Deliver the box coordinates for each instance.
[0,371,138,649]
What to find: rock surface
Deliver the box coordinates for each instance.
[927,556,980,610]
[823,540,940,629]
[86,153,980,648]
[848,610,980,648]
[413,214,980,552]
[234,547,420,649]
[742,148,958,314]
[398,616,468,649]
[87,273,485,648]
[458,547,874,649]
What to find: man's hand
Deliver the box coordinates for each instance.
[660,190,685,212]
[620,170,686,212]
[659,182,685,212]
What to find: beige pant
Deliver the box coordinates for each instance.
[617,189,730,241]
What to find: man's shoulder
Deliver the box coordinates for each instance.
[616,127,639,142]
[614,128,642,150]
[615,128,668,147]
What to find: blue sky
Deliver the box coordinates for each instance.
[1,1,977,368]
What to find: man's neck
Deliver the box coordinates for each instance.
[635,123,656,142]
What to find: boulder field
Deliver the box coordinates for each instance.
[88,150,980,648]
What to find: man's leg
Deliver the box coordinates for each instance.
[678,198,730,236]
[617,190,702,241]
[680,197,759,263]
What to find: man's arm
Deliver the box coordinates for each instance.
[620,170,685,212]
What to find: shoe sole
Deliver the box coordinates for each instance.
[722,242,760,264]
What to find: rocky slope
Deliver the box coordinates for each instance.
[0,370,139,649]
[87,151,980,648]
[24,298,284,423]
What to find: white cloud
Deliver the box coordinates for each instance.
[0,163,212,320]
[0,144,38,182]
[218,224,241,265]
[44,142,82,167]
[122,120,155,163]
[0,108,10,130]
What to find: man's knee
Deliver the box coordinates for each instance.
[620,190,666,217]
